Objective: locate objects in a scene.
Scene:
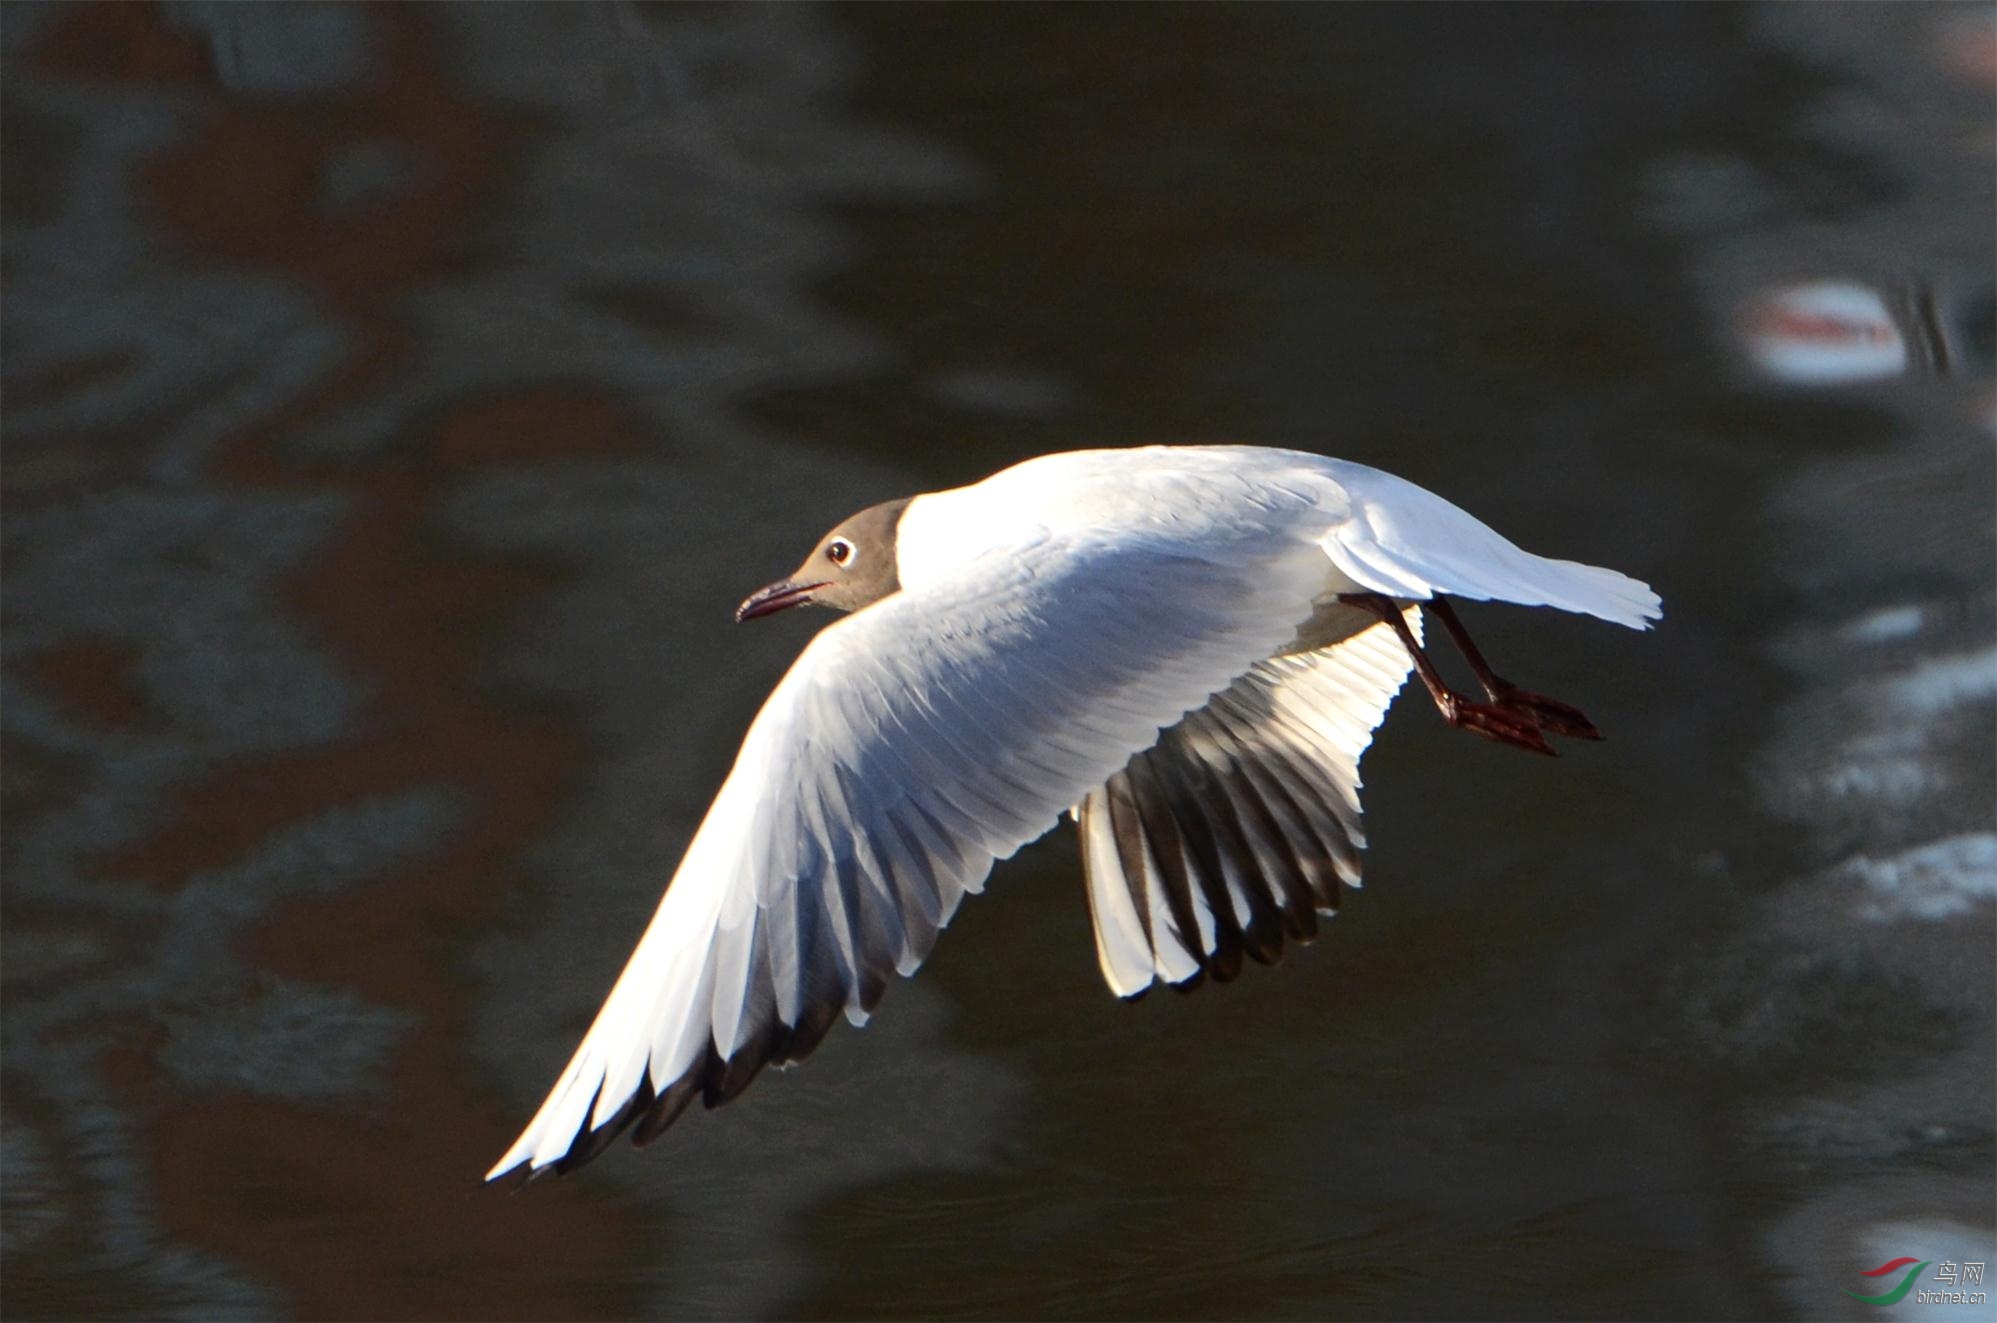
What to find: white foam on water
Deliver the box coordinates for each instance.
[1844,604,1926,644]
[1842,834,1997,923]
[1886,648,1997,715]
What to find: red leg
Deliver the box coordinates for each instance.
[1338,593,1555,756]
[1426,598,1604,741]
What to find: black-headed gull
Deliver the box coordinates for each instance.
[489,445,1660,1180]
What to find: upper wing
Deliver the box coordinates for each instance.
[487,529,1332,1179]
[1077,605,1419,996]
[1315,459,1663,629]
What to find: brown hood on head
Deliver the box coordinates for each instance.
[736,497,911,622]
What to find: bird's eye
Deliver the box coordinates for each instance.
[827,538,854,566]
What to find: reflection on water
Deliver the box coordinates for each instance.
[3,4,1990,1319]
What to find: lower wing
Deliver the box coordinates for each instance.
[1077,606,1420,996]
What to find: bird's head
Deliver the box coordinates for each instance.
[736,497,911,622]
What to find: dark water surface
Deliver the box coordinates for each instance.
[4,5,1991,1320]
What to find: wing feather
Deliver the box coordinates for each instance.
[1076,607,1420,997]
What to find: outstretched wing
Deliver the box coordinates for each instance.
[487,529,1332,1180]
[1077,605,1420,996]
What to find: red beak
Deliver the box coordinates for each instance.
[735,579,827,623]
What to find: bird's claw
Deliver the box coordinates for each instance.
[1486,681,1604,741]
[1447,699,1559,757]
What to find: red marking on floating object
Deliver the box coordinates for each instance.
[1744,280,1908,383]
[1752,308,1896,345]
[1860,1257,1922,1277]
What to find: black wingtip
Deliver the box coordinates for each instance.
[484,1162,534,1194]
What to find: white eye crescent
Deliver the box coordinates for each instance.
[827,537,854,567]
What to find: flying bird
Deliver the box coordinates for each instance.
[488,445,1660,1180]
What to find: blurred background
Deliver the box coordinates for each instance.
[3,3,1992,1319]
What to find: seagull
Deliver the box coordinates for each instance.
[488,445,1659,1181]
